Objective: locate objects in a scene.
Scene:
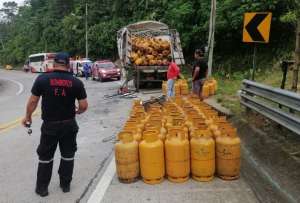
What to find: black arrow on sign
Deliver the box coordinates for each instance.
[245,13,268,42]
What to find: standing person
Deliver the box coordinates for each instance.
[192,48,208,99]
[22,52,88,197]
[83,62,90,80]
[167,56,180,98]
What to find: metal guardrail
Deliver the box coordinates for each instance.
[240,79,300,135]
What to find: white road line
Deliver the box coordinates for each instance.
[87,157,116,203]
[0,77,24,95]
[14,79,24,95]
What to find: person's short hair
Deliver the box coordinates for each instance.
[167,56,173,62]
[54,52,70,65]
[195,48,204,57]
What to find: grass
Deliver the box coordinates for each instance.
[214,66,300,115]
[214,73,243,115]
[181,65,245,115]
[257,66,300,92]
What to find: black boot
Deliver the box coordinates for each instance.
[36,161,53,197]
[58,158,74,193]
[60,181,70,193]
[35,186,49,197]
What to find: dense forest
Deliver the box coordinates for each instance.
[0,0,299,72]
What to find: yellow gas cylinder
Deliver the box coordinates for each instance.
[204,111,218,119]
[202,82,210,99]
[145,124,167,141]
[139,132,165,184]
[190,128,211,139]
[165,132,190,183]
[148,104,162,111]
[180,81,189,95]
[214,116,227,123]
[167,126,189,140]
[173,96,183,106]
[205,118,213,126]
[132,109,146,117]
[219,124,237,137]
[132,105,144,113]
[125,120,144,131]
[208,81,215,96]
[121,128,142,142]
[149,116,167,127]
[115,132,139,183]
[143,129,165,141]
[133,99,142,107]
[216,134,241,180]
[186,117,205,132]
[162,81,167,95]
[174,81,181,96]
[190,132,215,181]
[209,123,218,132]
[167,117,186,127]
[185,109,200,119]
[149,111,162,117]
[211,78,217,92]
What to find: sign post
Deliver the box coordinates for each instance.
[243,12,272,80]
[252,44,257,80]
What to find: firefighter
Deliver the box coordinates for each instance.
[22,52,88,197]
[192,48,208,99]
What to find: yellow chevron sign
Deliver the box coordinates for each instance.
[243,12,272,43]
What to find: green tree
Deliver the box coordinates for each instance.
[0,0,298,71]
[0,1,18,21]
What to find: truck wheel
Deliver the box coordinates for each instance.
[134,78,138,88]
[134,78,144,89]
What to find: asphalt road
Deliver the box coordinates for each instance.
[0,69,258,203]
[0,69,131,203]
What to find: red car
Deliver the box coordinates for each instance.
[91,60,121,82]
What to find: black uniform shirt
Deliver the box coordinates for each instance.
[193,59,208,80]
[31,70,87,122]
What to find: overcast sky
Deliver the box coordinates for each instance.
[0,0,25,8]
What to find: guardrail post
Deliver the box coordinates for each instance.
[281,61,289,90]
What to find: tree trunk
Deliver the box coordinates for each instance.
[292,19,300,92]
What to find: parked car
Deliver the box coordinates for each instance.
[91,60,121,82]
[71,59,92,77]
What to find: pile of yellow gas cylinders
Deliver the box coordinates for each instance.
[115,95,240,184]
[202,78,218,98]
[162,78,217,98]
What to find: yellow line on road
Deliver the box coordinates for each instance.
[0,110,41,133]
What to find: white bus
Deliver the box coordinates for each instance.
[28,53,56,73]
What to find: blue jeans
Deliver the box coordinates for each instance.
[167,79,175,98]
[192,79,205,95]
[84,71,89,80]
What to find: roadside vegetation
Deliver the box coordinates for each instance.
[0,1,298,67]
[212,65,300,115]
[0,1,299,113]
